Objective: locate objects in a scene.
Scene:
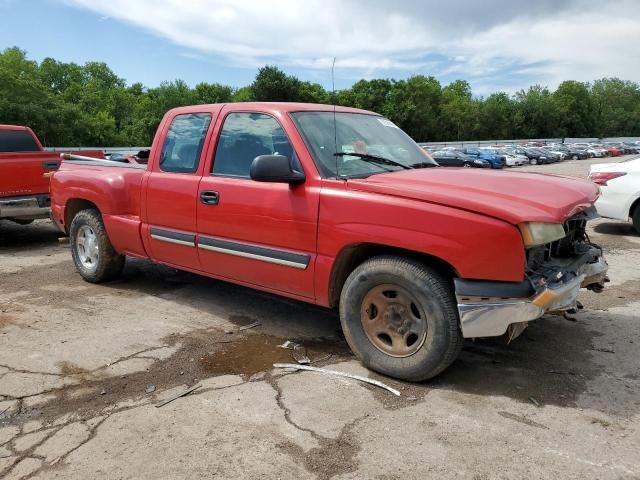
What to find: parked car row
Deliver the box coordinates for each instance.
[420,140,640,169]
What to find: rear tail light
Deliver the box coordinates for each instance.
[589,172,626,186]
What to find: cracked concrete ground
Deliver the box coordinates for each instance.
[1,156,639,479]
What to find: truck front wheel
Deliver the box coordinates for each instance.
[69,208,125,282]
[339,256,463,381]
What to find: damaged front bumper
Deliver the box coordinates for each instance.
[455,247,608,339]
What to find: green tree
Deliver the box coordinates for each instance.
[338,79,392,113]
[298,81,329,104]
[384,76,442,141]
[591,78,640,137]
[249,65,301,101]
[514,85,559,138]
[4,48,640,146]
[0,47,53,142]
[439,80,481,141]
[553,80,593,137]
[479,92,518,140]
[193,82,233,104]
[233,86,252,102]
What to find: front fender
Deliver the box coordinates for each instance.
[315,185,526,306]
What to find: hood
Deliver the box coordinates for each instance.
[347,168,599,224]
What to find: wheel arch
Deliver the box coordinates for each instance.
[327,243,459,308]
[65,198,100,234]
[629,196,640,219]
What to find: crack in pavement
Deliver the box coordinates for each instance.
[265,371,365,480]
[0,374,282,479]
[0,364,65,378]
[0,367,269,476]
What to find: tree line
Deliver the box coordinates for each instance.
[1,47,639,147]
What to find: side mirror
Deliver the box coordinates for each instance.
[250,155,305,184]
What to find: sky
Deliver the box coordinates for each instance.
[1,0,639,95]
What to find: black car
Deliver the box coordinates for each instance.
[552,145,590,160]
[535,148,561,162]
[515,147,552,165]
[430,150,491,168]
[568,147,591,159]
[621,142,640,154]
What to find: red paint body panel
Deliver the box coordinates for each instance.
[50,103,601,308]
[348,168,599,225]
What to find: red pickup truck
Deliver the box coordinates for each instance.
[0,124,102,224]
[50,103,609,381]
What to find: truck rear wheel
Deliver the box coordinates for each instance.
[339,256,463,381]
[70,208,124,282]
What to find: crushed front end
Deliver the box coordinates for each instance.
[455,207,608,339]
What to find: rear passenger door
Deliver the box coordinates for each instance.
[144,111,215,271]
[196,110,319,299]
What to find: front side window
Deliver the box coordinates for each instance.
[290,112,435,178]
[159,113,211,173]
[213,113,297,178]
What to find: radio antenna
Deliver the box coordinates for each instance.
[331,57,339,178]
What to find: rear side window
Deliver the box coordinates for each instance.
[0,130,39,153]
[159,113,212,173]
[212,113,297,178]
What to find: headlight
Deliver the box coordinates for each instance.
[518,222,565,247]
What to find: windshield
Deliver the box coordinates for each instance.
[289,111,436,178]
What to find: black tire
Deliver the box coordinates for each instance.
[530,158,538,165]
[633,206,640,235]
[462,162,472,168]
[339,256,463,381]
[69,208,125,282]
[572,155,578,160]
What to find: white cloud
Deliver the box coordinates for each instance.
[65,0,640,90]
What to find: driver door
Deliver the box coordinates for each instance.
[196,110,319,298]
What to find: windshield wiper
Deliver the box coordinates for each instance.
[410,162,439,169]
[333,152,412,170]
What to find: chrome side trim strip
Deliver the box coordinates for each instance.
[149,227,196,247]
[150,234,195,247]
[198,242,309,269]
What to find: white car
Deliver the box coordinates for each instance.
[589,158,640,233]
[501,152,526,166]
[584,147,606,157]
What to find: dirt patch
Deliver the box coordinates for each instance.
[0,303,26,330]
[0,314,15,329]
[57,362,94,379]
[201,333,351,376]
[365,313,605,411]
[5,326,349,428]
[579,278,640,310]
[424,315,602,409]
[277,420,362,480]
